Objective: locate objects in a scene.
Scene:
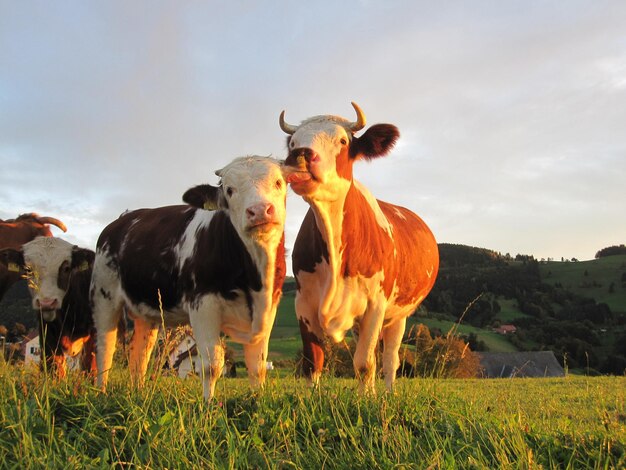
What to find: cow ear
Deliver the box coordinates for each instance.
[0,248,25,273]
[182,184,221,211]
[71,247,95,272]
[350,124,400,160]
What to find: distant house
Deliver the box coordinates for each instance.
[168,334,202,379]
[21,330,40,365]
[167,333,273,378]
[477,351,565,378]
[167,333,238,379]
[494,324,517,335]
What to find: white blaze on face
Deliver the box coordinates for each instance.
[22,237,74,318]
[217,156,287,244]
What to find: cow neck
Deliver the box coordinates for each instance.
[236,229,282,343]
[304,178,352,317]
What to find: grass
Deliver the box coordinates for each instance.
[0,360,624,469]
[494,298,531,323]
[540,255,626,313]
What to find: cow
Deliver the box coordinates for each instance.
[91,156,287,400]
[0,213,67,300]
[0,237,96,378]
[279,102,439,392]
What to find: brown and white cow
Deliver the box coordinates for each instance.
[91,156,287,400]
[0,237,96,377]
[280,102,439,392]
[0,213,67,300]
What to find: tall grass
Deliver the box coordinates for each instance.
[0,357,624,469]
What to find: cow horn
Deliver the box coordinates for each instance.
[279,110,297,135]
[36,216,67,232]
[346,102,366,133]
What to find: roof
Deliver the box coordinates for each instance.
[476,351,565,378]
[22,329,39,343]
[495,324,517,334]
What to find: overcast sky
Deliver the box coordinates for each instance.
[1,1,625,269]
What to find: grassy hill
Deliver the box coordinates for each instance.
[540,255,626,314]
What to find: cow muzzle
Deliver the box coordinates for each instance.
[285,148,317,184]
[36,298,59,321]
[246,202,279,230]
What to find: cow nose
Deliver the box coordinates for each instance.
[287,148,318,168]
[246,203,275,222]
[37,298,58,311]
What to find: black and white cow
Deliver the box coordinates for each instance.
[0,237,96,377]
[91,156,287,400]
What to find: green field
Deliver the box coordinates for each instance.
[540,255,626,314]
[494,298,531,323]
[0,360,624,469]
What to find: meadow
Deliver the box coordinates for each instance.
[0,358,624,469]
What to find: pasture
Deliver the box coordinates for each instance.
[0,359,624,469]
[540,255,626,315]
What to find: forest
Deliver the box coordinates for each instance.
[423,244,626,374]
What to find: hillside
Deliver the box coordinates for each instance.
[540,255,626,314]
[423,244,626,374]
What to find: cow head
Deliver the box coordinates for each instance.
[0,237,94,322]
[280,102,399,200]
[15,213,67,237]
[182,156,287,245]
[0,213,67,250]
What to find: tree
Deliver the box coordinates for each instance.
[11,322,26,339]
[595,244,626,259]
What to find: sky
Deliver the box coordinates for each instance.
[1,1,625,270]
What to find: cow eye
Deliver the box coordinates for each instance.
[290,141,295,148]
[340,137,348,145]
[275,179,283,189]
[226,187,234,197]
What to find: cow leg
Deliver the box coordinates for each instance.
[381,317,406,391]
[52,354,67,379]
[296,290,324,385]
[353,302,386,394]
[189,310,224,400]
[243,335,269,390]
[94,302,123,391]
[298,317,324,386]
[128,316,158,387]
